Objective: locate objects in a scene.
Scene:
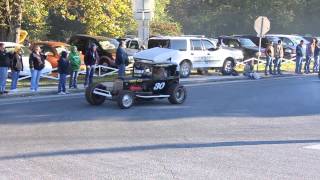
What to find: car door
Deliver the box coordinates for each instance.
[202,39,220,67]
[190,39,206,68]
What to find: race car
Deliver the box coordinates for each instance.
[85,56,187,109]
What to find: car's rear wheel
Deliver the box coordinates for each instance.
[167,83,187,104]
[117,91,135,109]
[180,61,191,78]
[222,59,234,75]
[85,83,106,106]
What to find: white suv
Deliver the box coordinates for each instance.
[146,36,244,78]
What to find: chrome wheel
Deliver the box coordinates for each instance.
[122,94,133,108]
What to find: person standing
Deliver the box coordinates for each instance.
[274,40,284,75]
[29,45,46,92]
[304,38,316,74]
[58,51,69,95]
[295,40,304,74]
[10,46,24,92]
[265,42,274,75]
[0,43,10,94]
[116,41,129,77]
[68,46,81,89]
[313,39,319,73]
[84,44,99,87]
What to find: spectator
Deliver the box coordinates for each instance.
[295,40,304,74]
[274,40,284,75]
[84,44,99,87]
[265,42,274,75]
[116,41,129,77]
[304,38,316,74]
[68,46,81,89]
[0,43,10,94]
[29,45,46,92]
[58,51,69,95]
[10,46,23,92]
[313,39,319,73]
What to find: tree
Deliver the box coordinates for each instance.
[0,0,24,42]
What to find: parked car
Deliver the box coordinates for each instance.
[143,36,244,78]
[69,34,119,68]
[30,41,84,69]
[2,42,53,76]
[265,34,310,58]
[218,36,265,60]
[234,35,294,59]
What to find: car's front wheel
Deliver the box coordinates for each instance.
[167,83,187,104]
[117,91,135,109]
[222,59,234,75]
[180,61,191,78]
[85,83,106,106]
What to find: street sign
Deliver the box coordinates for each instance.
[254,16,270,37]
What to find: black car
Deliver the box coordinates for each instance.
[218,36,264,60]
[235,35,295,59]
[69,34,119,67]
[85,59,187,109]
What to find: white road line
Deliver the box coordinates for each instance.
[303,144,320,150]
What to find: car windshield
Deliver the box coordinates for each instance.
[55,46,70,54]
[99,39,119,50]
[291,36,307,45]
[148,39,170,49]
[240,38,257,47]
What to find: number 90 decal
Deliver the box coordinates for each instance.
[154,82,166,90]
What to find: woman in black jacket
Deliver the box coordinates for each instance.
[29,45,46,92]
[10,46,23,92]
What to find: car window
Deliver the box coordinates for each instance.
[99,40,118,50]
[148,39,170,49]
[191,39,202,51]
[239,38,256,47]
[170,40,187,51]
[202,40,215,51]
[128,40,139,49]
[283,38,294,46]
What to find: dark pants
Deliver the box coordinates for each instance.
[69,71,78,88]
[273,57,282,75]
[58,73,67,93]
[84,65,95,86]
[265,56,273,75]
[118,64,126,77]
[304,55,312,74]
[313,56,319,73]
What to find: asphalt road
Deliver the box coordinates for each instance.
[0,76,320,180]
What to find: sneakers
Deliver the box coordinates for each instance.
[58,92,66,95]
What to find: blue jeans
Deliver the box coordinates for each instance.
[265,56,273,75]
[0,67,8,92]
[295,56,303,74]
[69,71,78,88]
[118,64,126,77]
[313,56,319,73]
[304,55,312,73]
[84,66,95,86]
[273,57,282,74]
[11,71,20,90]
[31,69,42,91]
[58,73,67,93]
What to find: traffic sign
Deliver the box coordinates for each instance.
[254,16,270,37]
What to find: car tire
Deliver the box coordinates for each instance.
[180,61,191,78]
[167,83,187,104]
[117,91,135,109]
[222,59,234,75]
[85,83,106,106]
[197,68,209,75]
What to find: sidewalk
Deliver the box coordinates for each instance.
[0,72,308,99]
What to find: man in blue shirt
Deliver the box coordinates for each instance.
[116,41,129,77]
[313,39,320,73]
[295,40,304,74]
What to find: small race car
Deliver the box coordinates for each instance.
[85,58,187,109]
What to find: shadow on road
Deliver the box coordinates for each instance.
[0,139,319,161]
